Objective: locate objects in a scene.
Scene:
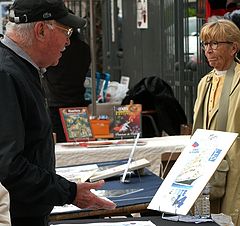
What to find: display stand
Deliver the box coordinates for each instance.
[121,133,140,183]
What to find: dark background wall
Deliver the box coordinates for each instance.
[65,0,211,123]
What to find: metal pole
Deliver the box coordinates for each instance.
[90,0,97,116]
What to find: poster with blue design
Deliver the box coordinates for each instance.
[148,129,238,215]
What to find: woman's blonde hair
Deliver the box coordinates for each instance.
[200,19,240,50]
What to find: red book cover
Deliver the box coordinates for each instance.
[59,107,93,142]
[112,104,142,138]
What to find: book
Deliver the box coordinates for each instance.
[59,107,93,142]
[89,158,150,182]
[112,104,142,138]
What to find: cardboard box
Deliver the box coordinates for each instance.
[90,119,110,137]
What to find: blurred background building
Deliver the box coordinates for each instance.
[1,0,240,125]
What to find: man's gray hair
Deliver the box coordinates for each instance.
[5,21,36,46]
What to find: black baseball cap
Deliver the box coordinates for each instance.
[9,0,86,29]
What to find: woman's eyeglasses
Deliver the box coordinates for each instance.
[201,41,233,51]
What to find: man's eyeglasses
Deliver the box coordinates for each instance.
[201,41,233,51]
[53,23,73,38]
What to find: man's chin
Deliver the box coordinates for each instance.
[51,60,60,67]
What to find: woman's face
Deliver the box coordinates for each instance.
[203,40,237,70]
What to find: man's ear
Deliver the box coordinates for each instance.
[34,22,45,41]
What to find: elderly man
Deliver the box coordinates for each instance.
[192,19,240,225]
[0,0,115,226]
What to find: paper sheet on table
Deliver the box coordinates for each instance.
[92,188,144,198]
[162,214,213,223]
[51,204,81,214]
[56,164,99,182]
[51,221,156,226]
[51,197,114,214]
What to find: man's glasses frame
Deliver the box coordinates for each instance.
[54,22,73,38]
[46,22,73,38]
[201,41,233,51]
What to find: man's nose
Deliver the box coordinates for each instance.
[66,37,70,46]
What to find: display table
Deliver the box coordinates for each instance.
[55,135,190,176]
[50,160,163,221]
[50,216,218,225]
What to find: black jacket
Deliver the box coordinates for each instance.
[0,42,76,217]
[43,32,91,107]
[122,76,187,137]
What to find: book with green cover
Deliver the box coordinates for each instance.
[59,107,93,142]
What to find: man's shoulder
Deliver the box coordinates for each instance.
[0,44,35,86]
[0,43,23,67]
[0,43,32,71]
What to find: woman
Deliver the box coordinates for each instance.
[192,19,240,225]
[0,183,11,226]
